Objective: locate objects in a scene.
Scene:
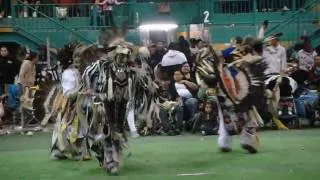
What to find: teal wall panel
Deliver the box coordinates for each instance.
[0,32,40,52]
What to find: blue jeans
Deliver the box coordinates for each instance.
[183,97,198,121]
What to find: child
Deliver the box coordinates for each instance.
[192,99,218,135]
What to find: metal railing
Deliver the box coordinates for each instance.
[265,0,319,45]
[12,1,95,47]
[12,2,134,28]
[211,0,308,14]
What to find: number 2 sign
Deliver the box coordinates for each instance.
[203,11,210,23]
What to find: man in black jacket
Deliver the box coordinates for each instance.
[0,46,21,95]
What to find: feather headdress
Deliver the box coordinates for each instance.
[57,42,80,70]
[214,40,267,113]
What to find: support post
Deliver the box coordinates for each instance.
[46,38,50,68]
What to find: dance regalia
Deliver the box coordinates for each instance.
[50,67,91,160]
[196,44,266,153]
[82,44,136,175]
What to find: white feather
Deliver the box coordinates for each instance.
[107,75,113,101]
[128,77,132,100]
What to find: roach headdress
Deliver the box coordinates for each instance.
[57,42,80,70]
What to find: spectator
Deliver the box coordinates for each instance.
[90,0,102,26]
[149,43,162,69]
[54,0,80,17]
[181,62,198,94]
[156,41,167,55]
[99,0,124,26]
[310,56,320,90]
[0,47,21,96]
[0,0,4,19]
[191,100,219,135]
[31,0,41,18]
[0,0,11,18]
[295,36,317,85]
[189,38,199,56]
[178,36,192,66]
[18,53,37,111]
[157,76,183,135]
[161,43,187,80]
[19,53,37,92]
[173,70,198,128]
[262,34,287,76]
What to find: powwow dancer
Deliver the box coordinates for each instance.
[82,41,157,175]
[50,43,92,161]
[196,39,267,153]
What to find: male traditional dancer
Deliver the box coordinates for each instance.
[196,38,266,153]
[82,41,157,175]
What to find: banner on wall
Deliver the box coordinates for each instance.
[189,24,203,39]
[189,24,211,42]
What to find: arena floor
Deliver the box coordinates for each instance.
[0,130,319,180]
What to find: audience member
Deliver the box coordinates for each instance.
[310,56,320,90]
[161,43,187,80]
[173,70,197,128]
[295,36,318,86]
[263,34,287,76]
[192,99,219,135]
[189,38,199,56]
[19,53,37,92]
[54,0,80,17]
[99,0,124,26]
[149,43,162,69]
[178,36,192,65]
[0,47,21,96]
[157,76,183,135]
[0,0,4,19]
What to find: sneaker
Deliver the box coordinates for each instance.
[14,126,23,131]
[201,131,206,136]
[51,150,67,160]
[131,131,140,138]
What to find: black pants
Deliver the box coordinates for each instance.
[104,10,114,27]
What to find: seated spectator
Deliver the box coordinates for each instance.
[310,56,320,90]
[173,70,197,128]
[161,43,187,80]
[294,36,317,87]
[181,62,197,85]
[191,99,219,135]
[157,76,183,135]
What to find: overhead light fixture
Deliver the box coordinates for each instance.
[138,23,178,31]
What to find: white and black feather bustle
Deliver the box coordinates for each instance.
[214,57,267,113]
